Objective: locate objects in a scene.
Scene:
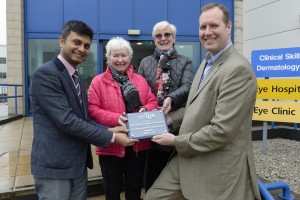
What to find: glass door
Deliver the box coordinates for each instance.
[101,40,155,73]
[101,40,200,73]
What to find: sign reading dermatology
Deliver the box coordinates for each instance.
[252,47,300,77]
[257,79,300,100]
[253,101,300,123]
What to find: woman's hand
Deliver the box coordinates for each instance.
[138,107,146,112]
[162,97,172,114]
[165,113,173,126]
[118,113,127,127]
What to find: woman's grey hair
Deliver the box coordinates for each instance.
[105,37,133,63]
[152,21,177,38]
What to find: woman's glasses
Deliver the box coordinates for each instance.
[154,32,173,40]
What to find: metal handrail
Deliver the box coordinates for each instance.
[0,84,23,115]
[257,178,295,200]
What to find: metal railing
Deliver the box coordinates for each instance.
[0,84,23,115]
[258,178,295,200]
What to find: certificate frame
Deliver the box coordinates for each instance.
[126,110,168,140]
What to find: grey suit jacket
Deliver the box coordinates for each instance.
[174,46,261,199]
[30,57,113,179]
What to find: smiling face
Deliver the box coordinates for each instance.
[108,49,131,75]
[154,26,175,51]
[59,31,91,67]
[199,7,232,56]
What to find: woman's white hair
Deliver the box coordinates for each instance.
[105,37,133,64]
[152,20,177,38]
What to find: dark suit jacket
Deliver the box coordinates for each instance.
[30,57,113,179]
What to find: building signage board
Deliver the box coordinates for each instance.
[252,47,300,78]
[253,101,300,123]
[257,79,300,100]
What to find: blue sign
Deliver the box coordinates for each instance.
[251,47,300,77]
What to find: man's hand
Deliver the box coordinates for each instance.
[114,133,139,147]
[152,133,175,146]
[162,97,172,114]
[108,126,128,134]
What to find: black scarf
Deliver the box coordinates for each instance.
[154,47,177,106]
[154,47,177,68]
[110,65,142,113]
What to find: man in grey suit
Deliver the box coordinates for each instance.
[30,20,138,200]
[144,4,261,200]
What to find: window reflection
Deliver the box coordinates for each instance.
[176,41,200,73]
[27,39,97,114]
[102,40,200,74]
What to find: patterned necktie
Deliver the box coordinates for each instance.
[72,71,82,105]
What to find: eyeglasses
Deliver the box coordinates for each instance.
[154,32,173,40]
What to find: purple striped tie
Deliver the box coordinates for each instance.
[72,71,82,105]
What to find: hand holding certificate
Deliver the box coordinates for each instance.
[126,110,168,139]
[151,133,175,146]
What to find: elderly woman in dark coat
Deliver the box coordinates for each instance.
[138,20,194,191]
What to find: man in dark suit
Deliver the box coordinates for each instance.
[30,20,138,200]
[144,4,261,200]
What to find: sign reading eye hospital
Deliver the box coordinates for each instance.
[252,47,300,77]
[257,79,300,100]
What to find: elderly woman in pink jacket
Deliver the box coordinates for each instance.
[88,37,158,200]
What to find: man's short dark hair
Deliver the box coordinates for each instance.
[61,20,94,40]
[201,3,230,25]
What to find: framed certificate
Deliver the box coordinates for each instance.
[126,110,168,139]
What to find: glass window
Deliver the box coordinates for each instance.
[0,72,6,78]
[27,39,97,114]
[102,40,156,73]
[77,42,97,89]
[102,40,200,74]
[28,39,97,89]
[0,57,6,64]
[176,41,200,73]
[28,39,60,86]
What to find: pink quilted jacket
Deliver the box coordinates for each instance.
[88,65,158,157]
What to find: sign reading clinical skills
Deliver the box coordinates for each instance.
[252,47,300,77]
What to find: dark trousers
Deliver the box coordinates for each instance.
[99,147,147,200]
[144,149,173,192]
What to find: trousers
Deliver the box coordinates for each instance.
[99,147,147,200]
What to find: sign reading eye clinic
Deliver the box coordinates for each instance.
[252,47,300,77]
[253,101,300,123]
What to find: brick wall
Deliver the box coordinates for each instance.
[6,0,24,115]
[234,0,243,55]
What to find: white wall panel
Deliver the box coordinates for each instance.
[244,0,300,60]
[244,0,300,40]
[244,0,278,12]
[244,30,300,60]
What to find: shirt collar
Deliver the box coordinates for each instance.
[57,54,77,76]
[205,42,233,65]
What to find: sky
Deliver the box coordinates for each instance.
[0,0,6,45]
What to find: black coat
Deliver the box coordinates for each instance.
[138,53,194,110]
